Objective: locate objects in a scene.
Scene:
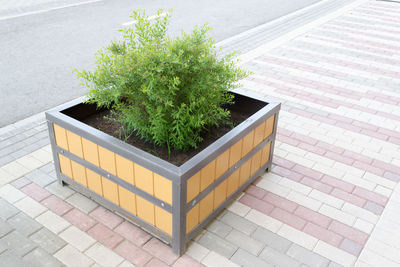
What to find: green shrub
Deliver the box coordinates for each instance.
[75,9,249,154]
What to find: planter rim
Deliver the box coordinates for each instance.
[45,91,280,182]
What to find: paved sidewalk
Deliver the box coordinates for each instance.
[1,0,400,266]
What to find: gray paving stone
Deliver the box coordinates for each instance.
[339,238,363,257]
[22,142,43,154]
[286,243,330,267]
[25,169,56,188]
[11,177,32,189]
[0,250,26,267]
[207,220,233,238]
[231,248,273,267]
[0,231,37,256]
[364,201,384,215]
[259,246,301,267]
[0,155,14,167]
[251,227,293,253]
[29,228,67,254]
[220,211,257,235]
[0,199,19,220]
[7,212,42,237]
[225,229,264,256]
[198,231,238,258]
[10,149,29,159]
[38,163,55,174]
[0,220,13,238]
[23,247,63,267]
[66,192,98,214]
[328,261,344,267]
[45,181,75,200]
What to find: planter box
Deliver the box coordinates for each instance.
[46,91,280,255]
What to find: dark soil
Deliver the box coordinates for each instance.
[82,109,250,166]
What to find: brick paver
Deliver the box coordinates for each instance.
[0,0,400,266]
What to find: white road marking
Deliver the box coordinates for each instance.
[0,0,102,21]
[122,12,168,26]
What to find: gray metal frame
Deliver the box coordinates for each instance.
[46,91,280,255]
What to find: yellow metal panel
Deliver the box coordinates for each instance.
[253,122,266,147]
[226,169,240,196]
[71,161,87,187]
[200,160,216,192]
[229,139,243,168]
[215,149,229,179]
[118,185,136,215]
[98,146,116,175]
[155,206,172,236]
[264,115,275,138]
[199,191,214,222]
[66,131,83,158]
[186,204,199,234]
[250,150,262,176]
[82,138,100,166]
[187,172,200,203]
[239,159,252,186]
[241,130,255,157]
[115,154,135,185]
[86,168,103,195]
[58,154,72,178]
[261,142,272,166]
[136,196,155,225]
[134,164,154,195]
[153,173,172,205]
[53,124,69,151]
[101,177,119,205]
[214,179,228,209]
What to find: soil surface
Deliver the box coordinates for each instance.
[82,108,252,166]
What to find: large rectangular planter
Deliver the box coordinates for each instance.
[46,91,280,255]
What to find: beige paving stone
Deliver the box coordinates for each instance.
[59,226,96,251]
[201,251,239,267]
[318,204,355,226]
[16,155,44,171]
[36,210,70,234]
[309,190,344,209]
[29,148,53,164]
[1,161,31,179]
[374,185,393,198]
[353,218,374,235]
[0,184,26,203]
[227,201,251,217]
[363,172,395,190]
[54,244,94,267]
[342,174,375,191]
[0,168,16,186]
[313,241,356,267]
[14,196,47,218]
[186,242,210,262]
[286,191,322,211]
[85,243,124,267]
[245,209,282,233]
[342,203,378,224]
[257,179,291,197]
[118,260,135,267]
[278,178,312,195]
[277,224,318,250]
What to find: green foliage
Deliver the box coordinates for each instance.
[75,9,249,154]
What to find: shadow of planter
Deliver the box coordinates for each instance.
[46,91,280,255]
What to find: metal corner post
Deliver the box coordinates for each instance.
[172,176,187,255]
[267,109,280,172]
[46,120,64,186]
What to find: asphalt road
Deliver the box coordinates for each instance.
[0,0,322,127]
